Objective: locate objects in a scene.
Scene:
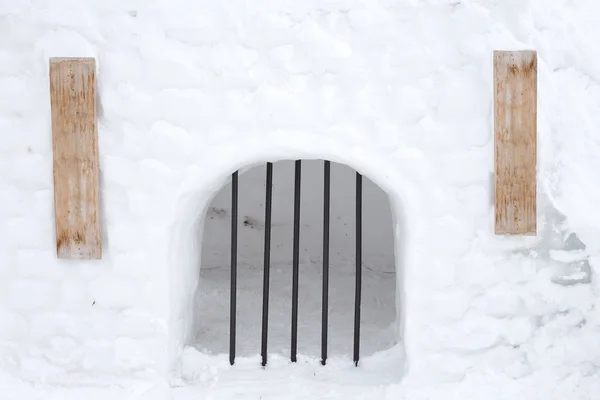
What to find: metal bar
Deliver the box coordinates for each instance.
[229,171,238,366]
[261,162,274,367]
[353,172,363,366]
[321,160,331,366]
[291,160,302,362]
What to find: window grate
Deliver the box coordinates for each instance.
[227,160,363,367]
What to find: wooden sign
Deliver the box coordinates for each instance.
[49,57,102,259]
[494,50,537,235]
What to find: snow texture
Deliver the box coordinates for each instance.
[1,0,600,398]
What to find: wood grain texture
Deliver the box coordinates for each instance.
[494,50,537,235]
[50,57,102,259]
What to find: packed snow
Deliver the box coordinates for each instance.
[1,0,600,399]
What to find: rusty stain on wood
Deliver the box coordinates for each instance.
[50,57,102,259]
[494,50,537,235]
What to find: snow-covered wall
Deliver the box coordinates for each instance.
[1,0,600,398]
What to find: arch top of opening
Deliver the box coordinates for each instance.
[166,134,427,275]
[184,133,423,217]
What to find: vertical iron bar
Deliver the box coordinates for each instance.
[229,171,238,366]
[291,160,302,362]
[321,160,331,366]
[353,172,363,366]
[261,162,274,367]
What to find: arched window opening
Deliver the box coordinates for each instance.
[193,159,397,366]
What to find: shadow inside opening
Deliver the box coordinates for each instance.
[192,159,399,364]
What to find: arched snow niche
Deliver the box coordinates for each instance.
[167,134,424,380]
[196,159,396,360]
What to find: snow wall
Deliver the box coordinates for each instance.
[1,0,600,398]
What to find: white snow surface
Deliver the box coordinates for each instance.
[1,0,600,399]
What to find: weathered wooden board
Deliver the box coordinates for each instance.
[494,50,537,235]
[50,57,102,259]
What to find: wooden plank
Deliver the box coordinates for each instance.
[494,50,537,235]
[50,57,102,259]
